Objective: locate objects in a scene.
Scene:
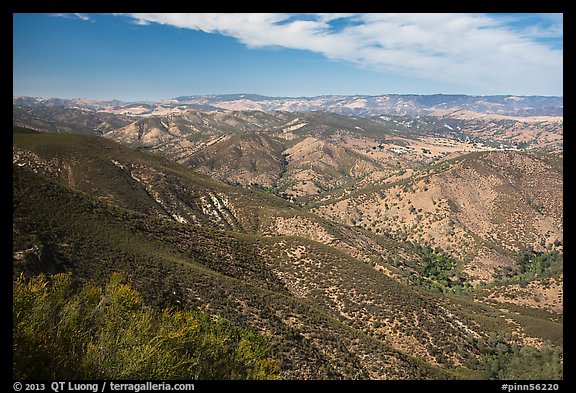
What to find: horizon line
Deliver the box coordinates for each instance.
[13,92,564,103]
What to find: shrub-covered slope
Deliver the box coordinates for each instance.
[12,127,562,379]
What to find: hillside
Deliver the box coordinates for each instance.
[13,104,136,135]
[184,132,287,187]
[13,104,563,283]
[13,127,562,379]
[102,110,561,203]
[12,104,563,287]
[12,129,450,379]
[13,99,563,208]
[12,126,415,269]
[312,150,563,284]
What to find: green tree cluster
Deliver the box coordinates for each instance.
[472,333,562,380]
[517,249,562,277]
[410,245,469,293]
[13,272,279,380]
[493,250,563,285]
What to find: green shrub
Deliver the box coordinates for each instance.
[13,272,279,380]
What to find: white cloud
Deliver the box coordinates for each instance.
[51,13,91,22]
[73,13,91,21]
[120,13,563,95]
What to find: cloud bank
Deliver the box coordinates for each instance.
[120,13,562,96]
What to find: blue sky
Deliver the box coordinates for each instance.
[13,13,563,101]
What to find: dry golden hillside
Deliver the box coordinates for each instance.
[312,151,562,283]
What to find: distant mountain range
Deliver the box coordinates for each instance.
[13,93,563,117]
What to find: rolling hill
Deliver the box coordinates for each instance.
[311,150,563,284]
[13,104,136,135]
[13,126,563,379]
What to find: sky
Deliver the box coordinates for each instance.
[13,13,563,101]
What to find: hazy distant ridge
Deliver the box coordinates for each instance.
[13,94,563,117]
